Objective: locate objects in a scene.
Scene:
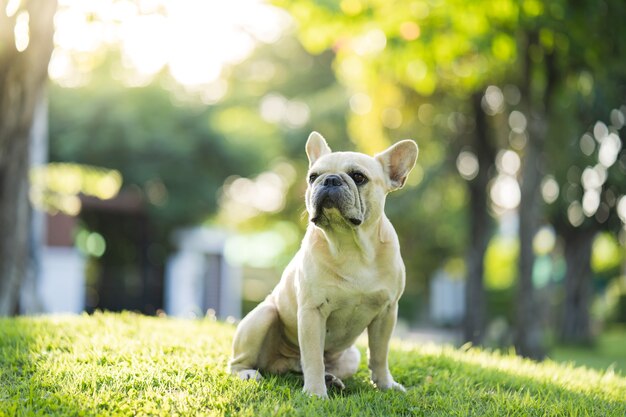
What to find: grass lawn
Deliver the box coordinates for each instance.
[1,313,625,416]
[550,327,626,375]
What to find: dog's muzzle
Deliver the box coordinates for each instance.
[310,175,363,226]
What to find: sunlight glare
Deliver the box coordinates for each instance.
[120,14,169,76]
[14,11,29,52]
[166,1,254,85]
[490,174,520,210]
[5,0,20,17]
[53,5,107,53]
[51,0,291,89]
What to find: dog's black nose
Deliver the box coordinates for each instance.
[323,174,343,187]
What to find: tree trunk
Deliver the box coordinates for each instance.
[560,227,596,345]
[20,92,49,314]
[513,32,557,360]
[0,1,57,315]
[514,125,546,359]
[463,92,495,344]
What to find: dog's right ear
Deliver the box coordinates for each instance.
[375,140,418,191]
[305,131,331,167]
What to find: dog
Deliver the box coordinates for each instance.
[229,131,418,398]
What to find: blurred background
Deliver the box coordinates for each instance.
[1,0,625,372]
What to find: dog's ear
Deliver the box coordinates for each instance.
[375,140,418,191]
[306,131,331,167]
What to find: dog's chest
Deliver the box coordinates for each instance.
[322,285,392,349]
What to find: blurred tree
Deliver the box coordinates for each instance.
[514,25,558,361]
[0,0,57,315]
[532,0,626,346]
[50,75,266,229]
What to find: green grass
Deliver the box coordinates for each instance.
[550,327,626,375]
[0,313,624,416]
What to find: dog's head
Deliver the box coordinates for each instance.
[304,131,418,230]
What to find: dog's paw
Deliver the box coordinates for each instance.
[325,373,345,390]
[375,380,406,392]
[237,369,263,381]
[372,373,406,392]
[303,384,328,398]
[386,381,406,392]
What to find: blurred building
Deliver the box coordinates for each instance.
[165,227,241,320]
[430,269,465,326]
[37,213,86,314]
[79,191,162,315]
[25,193,241,319]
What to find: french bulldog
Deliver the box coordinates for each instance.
[229,131,418,398]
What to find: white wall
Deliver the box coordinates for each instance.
[39,247,86,313]
[164,227,241,319]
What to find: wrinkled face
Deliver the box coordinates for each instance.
[305,152,386,229]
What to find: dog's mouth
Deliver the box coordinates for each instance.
[310,191,363,227]
[311,213,362,226]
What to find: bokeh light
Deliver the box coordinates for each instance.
[540,176,559,204]
[30,163,122,215]
[14,11,29,51]
[456,150,479,181]
[50,0,292,88]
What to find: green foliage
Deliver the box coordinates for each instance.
[30,163,122,215]
[0,313,625,416]
[484,236,518,290]
[592,233,623,276]
[49,77,269,230]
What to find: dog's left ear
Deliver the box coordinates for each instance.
[305,131,332,167]
[375,140,418,191]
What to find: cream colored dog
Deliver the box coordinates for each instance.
[229,132,418,398]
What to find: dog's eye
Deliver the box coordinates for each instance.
[350,172,367,185]
[308,173,319,184]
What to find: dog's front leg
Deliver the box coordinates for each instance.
[298,306,327,398]
[367,302,405,392]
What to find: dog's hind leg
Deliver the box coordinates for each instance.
[229,299,278,380]
[324,345,361,385]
